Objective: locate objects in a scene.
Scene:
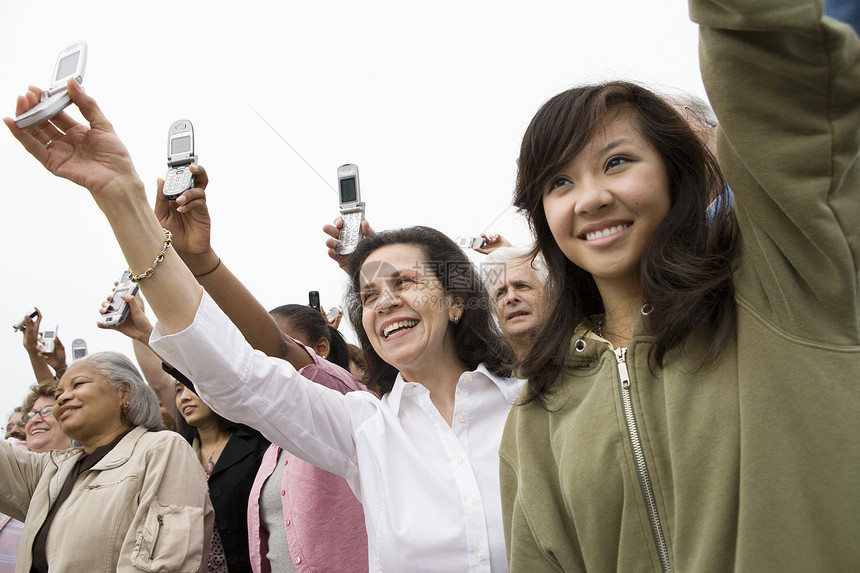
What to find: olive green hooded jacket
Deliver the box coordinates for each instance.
[500,1,860,571]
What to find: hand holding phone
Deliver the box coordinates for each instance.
[335,164,366,256]
[162,120,198,199]
[14,42,88,129]
[99,271,141,326]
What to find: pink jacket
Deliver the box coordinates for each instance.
[247,342,370,573]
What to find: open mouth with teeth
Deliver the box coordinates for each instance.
[58,407,79,421]
[383,320,419,339]
[29,427,50,435]
[584,224,630,241]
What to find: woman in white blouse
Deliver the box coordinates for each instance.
[6,83,521,572]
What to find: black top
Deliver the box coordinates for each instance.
[165,364,269,573]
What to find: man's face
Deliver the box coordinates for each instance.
[490,258,548,339]
[5,411,25,441]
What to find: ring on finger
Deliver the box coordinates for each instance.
[44,140,53,149]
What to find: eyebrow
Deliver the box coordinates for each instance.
[596,138,630,157]
[359,268,412,289]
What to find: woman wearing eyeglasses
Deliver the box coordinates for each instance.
[0,352,213,572]
[20,380,70,453]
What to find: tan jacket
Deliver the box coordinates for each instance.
[0,426,214,572]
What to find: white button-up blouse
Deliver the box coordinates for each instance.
[151,292,523,572]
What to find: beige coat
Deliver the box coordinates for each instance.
[0,425,213,572]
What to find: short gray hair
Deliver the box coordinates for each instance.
[75,352,165,431]
[484,246,549,288]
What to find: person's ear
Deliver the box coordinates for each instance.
[313,336,330,359]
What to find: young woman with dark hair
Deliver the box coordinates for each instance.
[499,1,860,571]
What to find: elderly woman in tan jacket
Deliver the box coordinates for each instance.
[0,351,213,573]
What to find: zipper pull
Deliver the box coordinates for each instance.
[614,348,630,389]
[149,514,164,560]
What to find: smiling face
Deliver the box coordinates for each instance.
[24,396,70,453]
[491,257,548,341]
[359,243,462,381]
[541,109,671,289]
[54,362,129,451]
[175,382,217,429]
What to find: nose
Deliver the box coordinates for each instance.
[502,288,520,306]
[373,287,402,313]
[177,387,193,403]
[574,177,613,216]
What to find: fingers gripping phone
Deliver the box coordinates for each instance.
[335,164,365,256]
[99,271,140,326]
[12,309,39,332]
[14,42,88,129]
[162,119,198,199]
[71,338,88,360]
[42,326,59,354]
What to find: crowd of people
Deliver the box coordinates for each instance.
[2,1,859,571]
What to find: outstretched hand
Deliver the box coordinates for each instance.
[98,290,154,345]
[323,217,375,273]
[474,233,512,255]
[4,79,142,200]
[154,164,219,274]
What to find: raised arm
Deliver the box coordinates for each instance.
[17,309,56,382]
[154,175,310,367]
[691,0,860,340]
[5,81,202,336]
[97,292,178,414]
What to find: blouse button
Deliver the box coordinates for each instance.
[285,520,291,527]
[456,414,465,423]
[281,490,286,496]
[467,496,476,504]
[294,557,301,564]
[475,552,485,562]
[455,456,463,465]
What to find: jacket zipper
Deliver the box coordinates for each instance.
[614,347,672,573]
[149,514,164,560]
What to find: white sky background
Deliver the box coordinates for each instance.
[0,0,704,418]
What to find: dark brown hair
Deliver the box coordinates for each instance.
[514,81,738,405]
[345,226,516,395]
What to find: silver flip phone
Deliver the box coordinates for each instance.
[336,164,365,256]
[14,42,88,129]
[41,326,58,354]
[456,236,487,250]
[163,119,198,199]
[98,270,140,326]
[71,338,88,361]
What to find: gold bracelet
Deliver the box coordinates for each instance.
[129,229,173,283]
[193,257,221,278]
